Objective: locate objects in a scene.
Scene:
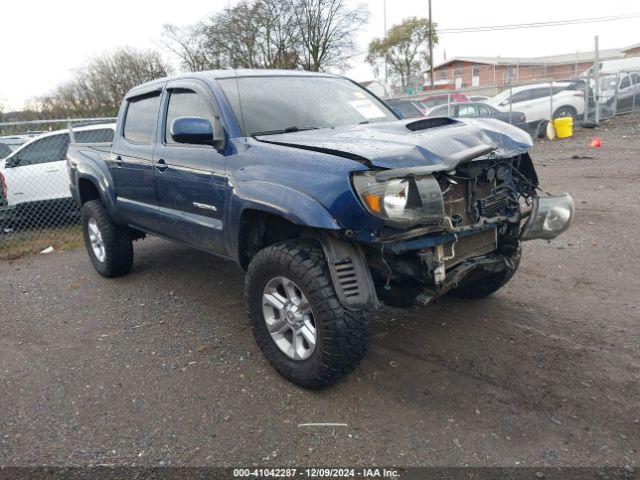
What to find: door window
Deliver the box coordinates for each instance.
[509,90,531,104]
[123,93,161,144]
[478,105,491,116]
[458,105,478,117]
[74,128,114,143]
[11,134,69,167]
[529,88,552,100]
[619,76,631,90]
[165,89,214,144]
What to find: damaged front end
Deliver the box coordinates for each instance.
[348,146,574,307]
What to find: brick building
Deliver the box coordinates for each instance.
[427,43,640,91]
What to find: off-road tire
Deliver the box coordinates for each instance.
[81,200,133,278]
[449,246,522,299]
[245,240,369,389]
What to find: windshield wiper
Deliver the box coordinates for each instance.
[251,126,320,136]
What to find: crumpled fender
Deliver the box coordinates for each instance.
[230,180,341,230]
[226,180,341,263]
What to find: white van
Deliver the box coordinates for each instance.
[584,57,640,76]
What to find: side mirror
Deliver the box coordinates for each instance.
[171,117,214,145]
[499,100,509,107]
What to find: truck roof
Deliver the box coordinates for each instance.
[126,69,342,98]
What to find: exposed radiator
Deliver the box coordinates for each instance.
[444,229,497,268]
[477,189,510,217]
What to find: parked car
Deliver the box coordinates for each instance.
[427,102,529,133]
[600,72,640,113]
[67,70,573,389]
[419,93,469,113]
[385,98,426,118]
[584,57,640,76]
[488,82,585,137]
[468,95,490,102]
[0,132,43,151]
[0,124,115,227]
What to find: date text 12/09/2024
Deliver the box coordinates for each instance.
[233,468,400,478]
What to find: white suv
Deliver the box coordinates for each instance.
[488,82,585,136]
[0,124,115,227]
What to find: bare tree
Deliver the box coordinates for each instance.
[162,0,367,72]
[33,47,172,117]
[367,17,437,88]
[161,24,223,72]
[290,0,368,71]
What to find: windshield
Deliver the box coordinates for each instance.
[421,97,450,109]
[218,76,397,136]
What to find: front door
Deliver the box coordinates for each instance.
[152,80,229,255]
[4,132,71,209]
[109,90,162,231]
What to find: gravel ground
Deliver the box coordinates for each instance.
[1,114,639,469]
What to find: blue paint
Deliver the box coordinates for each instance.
[67,70,536,267]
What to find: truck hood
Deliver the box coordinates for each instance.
[255,117,533,170]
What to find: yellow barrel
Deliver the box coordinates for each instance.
[553,117,573,139]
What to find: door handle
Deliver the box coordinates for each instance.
[114,155,123,166]
[155,159,168,172]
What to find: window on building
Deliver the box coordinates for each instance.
[504,67,518,85]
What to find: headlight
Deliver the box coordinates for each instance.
[352,171,444,227]
[521,194,574,241]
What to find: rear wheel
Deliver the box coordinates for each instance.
[81,200,133,278]
[245,240,369,389]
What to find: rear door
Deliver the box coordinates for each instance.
[151,79,229,254]
[3,132,70,206]
[617,75,633,112]
[110,90,162,231]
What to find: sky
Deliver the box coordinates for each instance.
[1,0,639,110]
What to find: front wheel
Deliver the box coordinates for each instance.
[81,200,133,278]
[553,106,577,123]
[449,246,521,299]
[245,240,369,389]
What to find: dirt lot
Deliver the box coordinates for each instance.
[1,114,639,469]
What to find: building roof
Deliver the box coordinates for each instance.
[429,42,640,71]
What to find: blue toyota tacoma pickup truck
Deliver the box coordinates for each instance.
[67,70,574,389]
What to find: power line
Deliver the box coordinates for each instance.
[439,12,640,34]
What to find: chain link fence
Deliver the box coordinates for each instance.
[383,62,640,137]
[1,62,639,261]
[0,119,115,260]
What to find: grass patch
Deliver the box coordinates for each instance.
[0,225,83,261]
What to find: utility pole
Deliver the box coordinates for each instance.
[594,35,601,126]
[428,0,434,89]
[383,0,388,94]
